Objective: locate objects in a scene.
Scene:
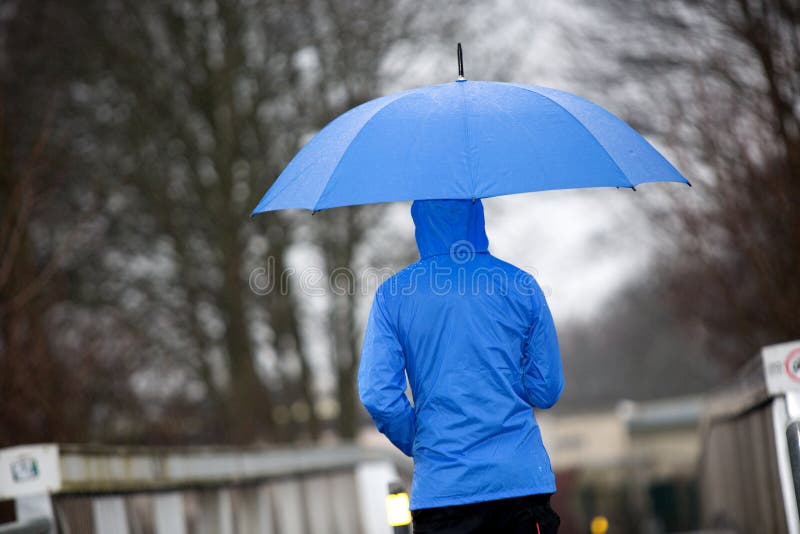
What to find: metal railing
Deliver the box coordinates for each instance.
[1,443,411,534]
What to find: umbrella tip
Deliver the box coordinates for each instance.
[457,43,465,81]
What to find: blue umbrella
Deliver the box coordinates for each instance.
[252,45,688,214]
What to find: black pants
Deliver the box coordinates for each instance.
[411,494,560,534]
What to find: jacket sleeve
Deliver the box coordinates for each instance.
[521,287,564,409]
[358,289,416,456]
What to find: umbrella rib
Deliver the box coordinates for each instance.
[400,95,440,201]
[312,90,427,211]
[506,84,637,189]
[255,149,330,212]
[458,81,477,198]
[255,88,425,213]
[479,93,553,194]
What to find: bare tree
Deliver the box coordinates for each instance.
[582,0,799,368]
[0,0,470,445]
[0,0,145,446]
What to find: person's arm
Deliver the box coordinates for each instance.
[522,287,564,409]
[358,289,415,456]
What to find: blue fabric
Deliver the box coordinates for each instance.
[252,80,689,213]
[358,199,564,510]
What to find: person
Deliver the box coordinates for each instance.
[358,199,564,534]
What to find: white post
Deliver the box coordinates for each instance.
[153,493,187,534]
[355,461,400,534]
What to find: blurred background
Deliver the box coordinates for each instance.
[1,0,798,533]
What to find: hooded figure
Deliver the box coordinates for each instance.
[358,199,563,532]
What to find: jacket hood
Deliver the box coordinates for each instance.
[411,199,489,259]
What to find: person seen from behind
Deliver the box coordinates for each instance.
[358,199,563,534]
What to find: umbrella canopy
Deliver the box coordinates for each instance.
[252,79,689,214]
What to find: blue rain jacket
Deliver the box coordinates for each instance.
[358,199,564,510]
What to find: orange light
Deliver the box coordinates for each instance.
[590,515,609,534]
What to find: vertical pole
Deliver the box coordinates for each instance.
[457,43,465,81]
[14,494,55,534]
